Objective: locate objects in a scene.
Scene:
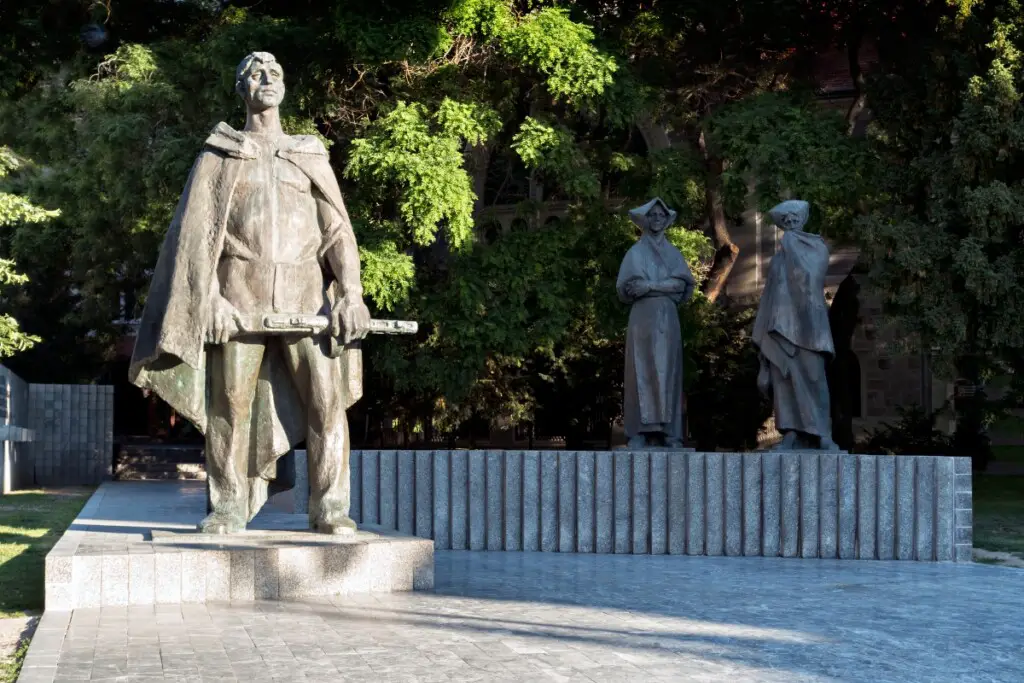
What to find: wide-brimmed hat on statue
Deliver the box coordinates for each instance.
[629,197,677,230]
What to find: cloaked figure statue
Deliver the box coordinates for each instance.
[752,199,840,451]
[616,198,696,449]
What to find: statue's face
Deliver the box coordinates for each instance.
[646,204,669,234]
[240,59,285,111]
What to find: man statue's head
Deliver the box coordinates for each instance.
[235,52,285,111]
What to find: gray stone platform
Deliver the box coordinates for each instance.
[348,450,972,561]
[44,482,433,610]
[19,552,1024,682]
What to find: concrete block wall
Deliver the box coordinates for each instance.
[0,365,32,492]
[349,450,972,562]
[27,384,114,487]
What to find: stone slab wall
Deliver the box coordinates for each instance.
[0,365,32,493]
[27,384,114,486]
[348,450,972,562]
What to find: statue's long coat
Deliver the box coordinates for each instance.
[752,229,834,437]
[616,233,695,439]
[129,123,362,508]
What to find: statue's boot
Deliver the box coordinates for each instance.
[311,508,358,535]
[627,435,647,448]
[198,509,246,534]
[665,437,686,449]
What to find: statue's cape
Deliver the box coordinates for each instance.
[128,123,362,501]
[752,229,835,368]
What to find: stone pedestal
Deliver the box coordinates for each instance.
[45,481,433,610]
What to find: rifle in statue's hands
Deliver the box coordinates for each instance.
[229,313,418,357]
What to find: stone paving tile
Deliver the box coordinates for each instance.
[22,551,1024,682]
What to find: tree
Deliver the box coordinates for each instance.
[857,0,1024,467]
[0,147,47,358]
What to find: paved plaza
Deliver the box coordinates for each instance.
[18,547,1023,682]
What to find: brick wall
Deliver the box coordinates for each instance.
[27,384,114,486]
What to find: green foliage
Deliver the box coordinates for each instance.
[856,405,954,456]
[684,300,771,451]
[500,8,617,104]
[512,117,600,199]
[709,92,878,237]
[347,100,500,249]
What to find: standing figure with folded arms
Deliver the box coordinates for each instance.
[616,198,696,449]
[130,52,372,533]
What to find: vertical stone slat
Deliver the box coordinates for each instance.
[595,451,614,554]
[541,452,559,552]
[799,453,819,558]
[895,455,916,560]
[432,451,451,550]
[780,453,800,558]
[469,450,487,551]
[486,450,503,550]
[877,456,896,561]
[450,450,469,550]
[724,454,743,557]
[361,451,379,526]
[761,452,781,558]
[915,456,936,561]
[380,450,398,531]
[837,454,857,560]
[415,450,433,540]
[705,453,724,557]
[934,457,956,561]
[632,452,651,555]
[857,454,878,560]
[559,451,577,552]
[742,453,762,557]
[576,451,596,554]
[397,450,415,535]
[522,451,541,552]
[614,451,632,554]
[686,452,706,556]
[667,452,686,555]
[650,452,668,555]
[504,451,523,552]
[350,451,362,525]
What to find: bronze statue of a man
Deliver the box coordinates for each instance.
[752,199,839,451]
[129,52,371,533]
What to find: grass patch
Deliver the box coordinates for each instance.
[973,475,1024,557]
[0,639,28,683]
[0,489,92,618]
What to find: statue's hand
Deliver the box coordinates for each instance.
[207,295,242,345]
[757,358,772,395]
[627,280,653,298]
[332,297,371,344]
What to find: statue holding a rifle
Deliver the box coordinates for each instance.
[129,52,415,534]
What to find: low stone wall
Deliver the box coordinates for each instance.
[27,384,114,486]
[348,450,973,562]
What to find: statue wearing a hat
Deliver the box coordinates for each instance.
[616,198,696,448]
[752,199,839,451]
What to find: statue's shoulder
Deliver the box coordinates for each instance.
[202,122,258,159]
[282,134,329,158]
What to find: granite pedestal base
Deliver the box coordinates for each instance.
[45,482,433,610]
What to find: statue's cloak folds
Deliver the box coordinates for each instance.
[752,229,834,373]
[129,123,362,503]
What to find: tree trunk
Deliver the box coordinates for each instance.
[845,32,868,136]
[698,130,739,303]
[827,274,862,450]
[636,113,672,153]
